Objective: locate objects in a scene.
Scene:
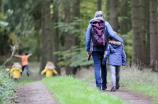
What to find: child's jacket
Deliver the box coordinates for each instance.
[102,41,126,66]
[7,67,22,78]
[41,67,57,77]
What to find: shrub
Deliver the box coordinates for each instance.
[0,71,16,104]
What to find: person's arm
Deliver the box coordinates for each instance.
[122,49,126,66]
[14,55,21,58]
[86,24,92,52]
[41,68,47,75]
[105,22,123,43]
[53,69,58,75]
[27,53,32,57]
[6,68,14,72]
[102,44,110,65]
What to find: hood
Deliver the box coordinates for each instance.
[90,18,105,23]
[109,40,122,49]
[13,67,21,71]
[46,62,55,70]
[13,62,21,68]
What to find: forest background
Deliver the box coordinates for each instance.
[0,0,158,75]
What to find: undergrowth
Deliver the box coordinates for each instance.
[0,70,16,104]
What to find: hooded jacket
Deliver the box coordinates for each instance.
[41,67,58,77]
[102,41,126,66]
[86,18,123,52]
[7,67,22,78]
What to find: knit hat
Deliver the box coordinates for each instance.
[13,62,21,68]
[94,11,105,18]
[46,62,55,70]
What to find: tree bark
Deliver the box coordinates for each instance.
[109,0,118,32]
[40,1,47,72]
[98,0,101,10]
[145,0,150,66]
[73,0,80,46]
[131,0,143,64]
[150,0,158,70]
[53,0,60,74]
[120,0,128,35]
[45,1,53,62]
[65,4,73,75]
[140,0,150,66]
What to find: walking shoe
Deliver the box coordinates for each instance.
[110,86,116,92]
[27,72,29,76]
[102,86,107,90]
[116,85,120,90]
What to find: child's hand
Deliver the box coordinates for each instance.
[6,68,9,71]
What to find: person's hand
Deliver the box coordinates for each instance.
[87,52,90,56]
[122,65,125,69]
[41,73,43,75]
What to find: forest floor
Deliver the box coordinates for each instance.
[13,62,154,104]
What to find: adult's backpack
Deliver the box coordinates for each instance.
[91,19,107,47]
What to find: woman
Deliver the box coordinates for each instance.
[86,11,123,90]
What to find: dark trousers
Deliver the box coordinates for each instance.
[92,51,107,88]
[22,65,29,72]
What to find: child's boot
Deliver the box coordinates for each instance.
[110,86,116,92]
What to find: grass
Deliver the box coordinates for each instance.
[42,76,127,104]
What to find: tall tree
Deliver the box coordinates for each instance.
[73,0,80,46]
[109,0,118,32]
[53,0,60,74]
[64,2,73,75]
[46,1,53,62]
[98,0,101,10]
[150,0,158,70]
[131,0,143,64]
[140,0,150,66]
[105,0,110,21]
[145,0,150,66]
[120,0,129,35]
[40,1,48,72]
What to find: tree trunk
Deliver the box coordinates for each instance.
[150,0,158,70]
[53,0,60,74]
[109,0,118,32]
[65,5,73,75]
[45,1,53,62]
[131,0,143,65]
[140,0,150,66]
[120,0,128,35]
[106,0,110,21]
[40,1,47,72]
[145,0,150,66]
[98,0,101,10]
[73,0,80,46]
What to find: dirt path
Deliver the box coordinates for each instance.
[88,82,154,104]
[15,81,58,104]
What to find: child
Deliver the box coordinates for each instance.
[14,53,32,76]
[41,62,58,77]
[102,37,126,91]
[6,62,22,82]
